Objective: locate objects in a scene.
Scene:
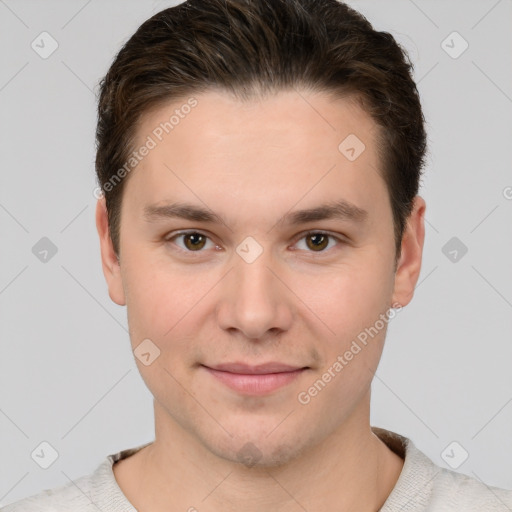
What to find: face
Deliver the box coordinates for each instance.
[97,89,425,467]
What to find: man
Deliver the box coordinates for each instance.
[3,0,511,510]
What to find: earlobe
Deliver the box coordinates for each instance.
[391,195,426,308]
[95,196,126,306]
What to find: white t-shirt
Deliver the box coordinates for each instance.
[2,427,511,511]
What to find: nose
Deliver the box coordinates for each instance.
[215,248,294,341]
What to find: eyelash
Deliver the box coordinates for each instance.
[164,230,345,257]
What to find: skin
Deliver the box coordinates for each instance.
[96,88,426,511]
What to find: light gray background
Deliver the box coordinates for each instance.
[1,0,511,506]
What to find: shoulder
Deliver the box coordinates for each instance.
[0,442,150,512]
[428,465,512,510]
[1,443,150,512]
[373,427,512,511]
[0,469,106,512]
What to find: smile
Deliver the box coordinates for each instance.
[201,364,308,395]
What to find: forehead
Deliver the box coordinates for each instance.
[136,88,378,161]
[126,88,388,227]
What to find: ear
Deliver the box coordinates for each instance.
[95,196,126,306]
[391,195,426,308]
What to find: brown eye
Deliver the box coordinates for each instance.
[294,231,342,254]
[183,233,207,251]
[167,231,215,253]
[305,233,329,251]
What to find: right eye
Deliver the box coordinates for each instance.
[165,230,219,253]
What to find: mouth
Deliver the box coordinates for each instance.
[200,362,309,395]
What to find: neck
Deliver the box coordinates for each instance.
[114,390,404,511]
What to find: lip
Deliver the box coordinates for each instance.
[206,362,306,374]
[201,362,308,395]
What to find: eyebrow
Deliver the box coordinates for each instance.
[143,199,368,227]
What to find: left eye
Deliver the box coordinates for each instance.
[293,231,341,253]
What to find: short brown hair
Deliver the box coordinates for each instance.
[95,0,427,265]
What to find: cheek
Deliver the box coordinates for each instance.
[122,255,204,342]
[122,261,205,408]
[297,294,391,421]
[292,259,393,398]
[292,260,393,340]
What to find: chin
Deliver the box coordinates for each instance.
[200,422,314,469]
